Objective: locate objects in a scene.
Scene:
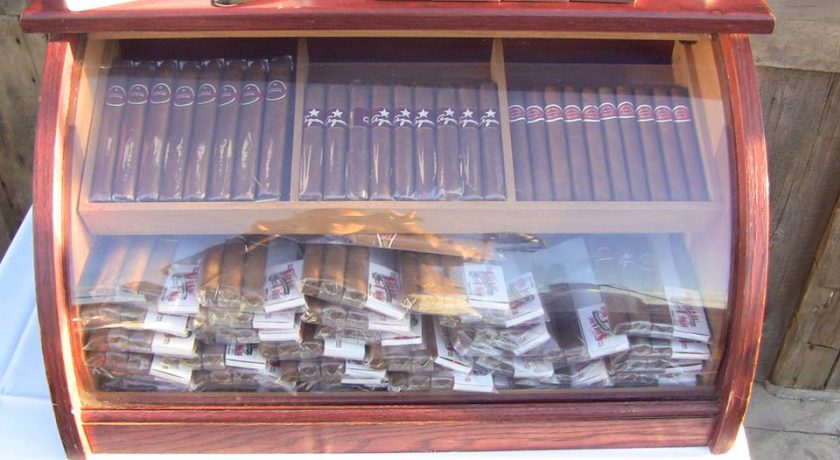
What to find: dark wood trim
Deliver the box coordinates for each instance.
[709,33,770,454]
[21,0,775,35]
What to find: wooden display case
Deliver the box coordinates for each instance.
[22,0,773,457]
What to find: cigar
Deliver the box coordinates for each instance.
[198,242,225,305]
[346,84,371,200]
[159,61,200,201]
[615,86,651,201]
[117,237,156,295]
[508,90,534,200]
[458,85,482,200]
[370,84,394,200]
[231,59,268,201]
[299,83,326,200]
[256,56,294,200]
[562,86,593,201]
[634,88,670,201]
[670,87,708,201]
[653,87,689,201]
[90,62,129,202]
[136,61,177,201]
[435,86,463,200]
[393,84,416,200]
[183,59,224,201]
[217,237,247,308]
[321,244,348,301]
[241,237,268,311]
[111,61,153,202]
[413,86,439,200]
[136,236,179,299]
[478,83,505,200]
[89,237,132,297]
[398,251,422,308]
[415,253,471,315]
[302,244,326,296]
[524,88,553,201]
[208,60,244,201]
[543,86,573,201]
[323,84,349,200]
[342,245,369,307]
[581,87,612,201]
[597,87,632,201]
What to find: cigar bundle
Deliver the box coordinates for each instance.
[509,85,707,202]
[88,57,294,203]
[297,83,506,201]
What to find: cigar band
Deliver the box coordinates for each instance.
[127,83,149,105]
[219,84,239,106]
[563,104,582,122]
[150,82,172,105]
[673,104,692,123]
[508,104,526,122]
[105,85,127,107]
[325,107,349,128]
[394,108,414,127]
[265,79,288,101]
[375,233,398,248]
[582,105,601,122]
[525,105,545,123]
[617,100,636,119]
[414,108,434,127]
[599,102,618,120]
[636,104,655,122]
[304,108,325,126]
[654,105,674,123]
[196,83,218,105]
[436,107,458,126]
[371,107,393,127]
[544,104,564,123]
[240,83,263,106]
[173,85,195,107]
[459,108,479,128]
[479,108,500,127]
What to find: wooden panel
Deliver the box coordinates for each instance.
[21,0,774,35]
[751,0,840,73]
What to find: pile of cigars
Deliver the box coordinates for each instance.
[77,233,715,393]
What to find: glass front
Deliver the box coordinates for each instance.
[65,37,732,399]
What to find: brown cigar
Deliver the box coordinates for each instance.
[543,85,573,201]
[393,84,416,200]
[302,244,326,296]
[581,87,612,201]
[634,88,670,201]
[435,86,463,200]
[299,83,327,200]
[507,89,535,200]
[597,87,632,201]
[199,242,225,305]
[92,237,132,296]
[136,237,179,299]
[183,59,224,201]
[346,84,371,200]
[413,86,439,200]
[323,84,350,200]
[615,86,651,201]
[208,60,244,201]
[256,56,293,200]
[217,237,247,308]
[399,251,422,303]
[111,61,153,202]
[136,61,176,202]
[321,244,348,301]
[670,87,708,201]
[562,86,593,201]
[117,237,156,294]
[342,245,370,307]
[653,87,689,201]
[370,84,394,200]
[231,59,268,201]
[159,61,200,201]
[478,83,505,200]
[241,237,268,311]
[524,88,553,201]
[458,85,482,200]
[90,62,129,202]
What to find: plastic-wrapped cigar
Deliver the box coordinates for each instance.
[216,237,247,308]
[581,87,612,201]
[116,237,156,297]
[413,86,438,200]
[524,88,553,201]
[256,56,294,200]
[393,84,416,200]
[370,84,394,200]
[543,86,573,201]
[615,86,651,201]
[90,62,129,202]
[435,86,464,200]
[597,87,632,201]
[301,244,326,296]
[670,87,708,200]
[562,86,594,201]
[633,88,670,201]
[111,61,153,202]
[198,242,224,305]
[231,59,268,201]
[320,244,348,301]
[207,60,244,201]
[183,59,224,201]
[89,237,132,298]
[399,251,422,307]
[159,61,200,201]
[507,90,534,200]
[346,84,371,200]
[132,237,179,300]
[652,87,689,201]
[405,253,474,316]
[342,245,370,307]
[478,82,506,200]
[135,61,177,202]
[299,83,326,200]
[458,85,482,200]
[241,236,269,312]
[323,84,350,200]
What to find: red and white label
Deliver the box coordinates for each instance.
[525,105,545,123]
[265,79,288,101]
[240,83,262,106]
[544,104,564,123]
[196,83,217,105]
[173,86,195,107]
[617,100,635,119]
[564,104,583,122]
[636,104,654,122]
[508,104,526,122]
[582,105,600,122]
[599,102,617,120]
[127,84,149,105]
[654,105,674,123]
[150,82,172,105]
[105,85,127,107]
[673,104,692,123]
[219,84,239,106]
